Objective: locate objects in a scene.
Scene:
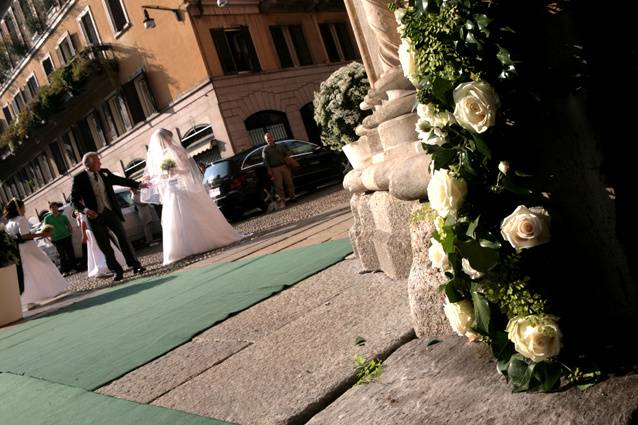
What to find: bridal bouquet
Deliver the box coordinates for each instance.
[160,158,177,173]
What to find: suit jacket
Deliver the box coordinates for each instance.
[71,168,139,221]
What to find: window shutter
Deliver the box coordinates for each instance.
[121,81,146,124]
[211,28,236,75]
[240,26,261,72]
[290,25,312,66]
[270,26,293,68]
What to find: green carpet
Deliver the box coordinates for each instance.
[0,372,232,424]
[0,239,352,391]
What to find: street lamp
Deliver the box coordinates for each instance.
[141,5,183,29]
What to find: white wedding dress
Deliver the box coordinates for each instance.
[79,213,127,277]
[6,216,68,305]
[141,129,241,265]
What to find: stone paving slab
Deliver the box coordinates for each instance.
[150,260,414,425]
[98,339,251,404]
[307,337,638,425]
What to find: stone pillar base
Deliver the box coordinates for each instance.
[369,191,418,280]
[349,193,380,272]
[407,203,451,338]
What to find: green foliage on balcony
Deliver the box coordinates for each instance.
[0,45,117,152]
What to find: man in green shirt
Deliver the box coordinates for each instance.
[262,132,295,208]
[42,202,77,275]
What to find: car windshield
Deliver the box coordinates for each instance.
[204,161,231,182]
[115,190,134,208]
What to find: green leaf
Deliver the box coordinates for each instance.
[497,358,510,376]
[533,361,562,392]
[471,289,491,336]
[479,239,501,249]
[491,330,514,361]
[474,14,492,34]
[445,277,470,303]
[502,177,533,195]
[440,229,456,254]
[431,77,454,107]
[429,146,457,170]
[472,134,492,160]
[466,216,480,239]
[508,354,534,392]
[496,44,517,66]
[355,336,366,346]
[456,239,499,273]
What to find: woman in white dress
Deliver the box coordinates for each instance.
[78,212,127,278]
[141,128,241,265]
[3,199,68,307]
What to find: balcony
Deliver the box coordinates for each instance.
[0,45,118,156]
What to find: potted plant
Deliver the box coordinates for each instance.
[0,222,22,326]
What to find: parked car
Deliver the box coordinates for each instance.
[202,140,347,220]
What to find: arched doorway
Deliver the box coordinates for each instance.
[300,102,321,144]
[181,124,220,166]
[124,159,146,180]
[244,110,292,146]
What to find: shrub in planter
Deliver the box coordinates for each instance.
[313,61,371,151]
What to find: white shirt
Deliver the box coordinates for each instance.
[88,170,112,213]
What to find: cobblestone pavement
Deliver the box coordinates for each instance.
[63,185,349,293]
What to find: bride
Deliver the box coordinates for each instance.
[141,128,241,265]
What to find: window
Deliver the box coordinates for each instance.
[121,81,145,124]
[26,75,39,98]
[61,130,81,165]
[3,106,13,124]
[56,33,76,65]
[100,101,120,140]
[270,25,312,68]
[76,119,99,154]
[132,72,156,117]
[103,0,129,35]
[12,92,25,114]
[284,140,315,156]
[78,7,101,46]
[49,140,68,174]
[241,147,266,170]
[319,22,358,63]
[41,55,55,79]
[106,93,132,135]
[86,110,108,148]
[211,27,261,75]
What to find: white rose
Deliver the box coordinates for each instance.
[428,238,449,271]
[444,299,476,339]
[501,205,551,250]
[398,40,418,86]
[506,315,561,362]
[417,103,455,128]
[453,81,500,133]
[498,161,510,175]
[462,258,484,280]
[427,169,468,218]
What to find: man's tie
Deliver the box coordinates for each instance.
[93,172,99,182]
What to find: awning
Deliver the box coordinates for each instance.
[186,135,216,157]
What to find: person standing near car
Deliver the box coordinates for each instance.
[262,132,295,209]
[42,201,77,276]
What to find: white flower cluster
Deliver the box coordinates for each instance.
[313,62,369,151]
[419,81,559,361]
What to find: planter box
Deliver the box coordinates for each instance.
[0,264,23,326]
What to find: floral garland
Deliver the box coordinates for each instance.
[392,0,597,392]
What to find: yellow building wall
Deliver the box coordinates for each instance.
[1,0,209,110]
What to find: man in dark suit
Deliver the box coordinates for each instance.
[71,152,147,282]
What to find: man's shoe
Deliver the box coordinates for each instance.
[133,266,146,274]
[113,273,124,282]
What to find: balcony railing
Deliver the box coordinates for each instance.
[0,45,118,155]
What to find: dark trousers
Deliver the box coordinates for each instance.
[88,209,140,274]
[53,236,76,273]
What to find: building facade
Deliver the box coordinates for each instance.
[0,0,356,216]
